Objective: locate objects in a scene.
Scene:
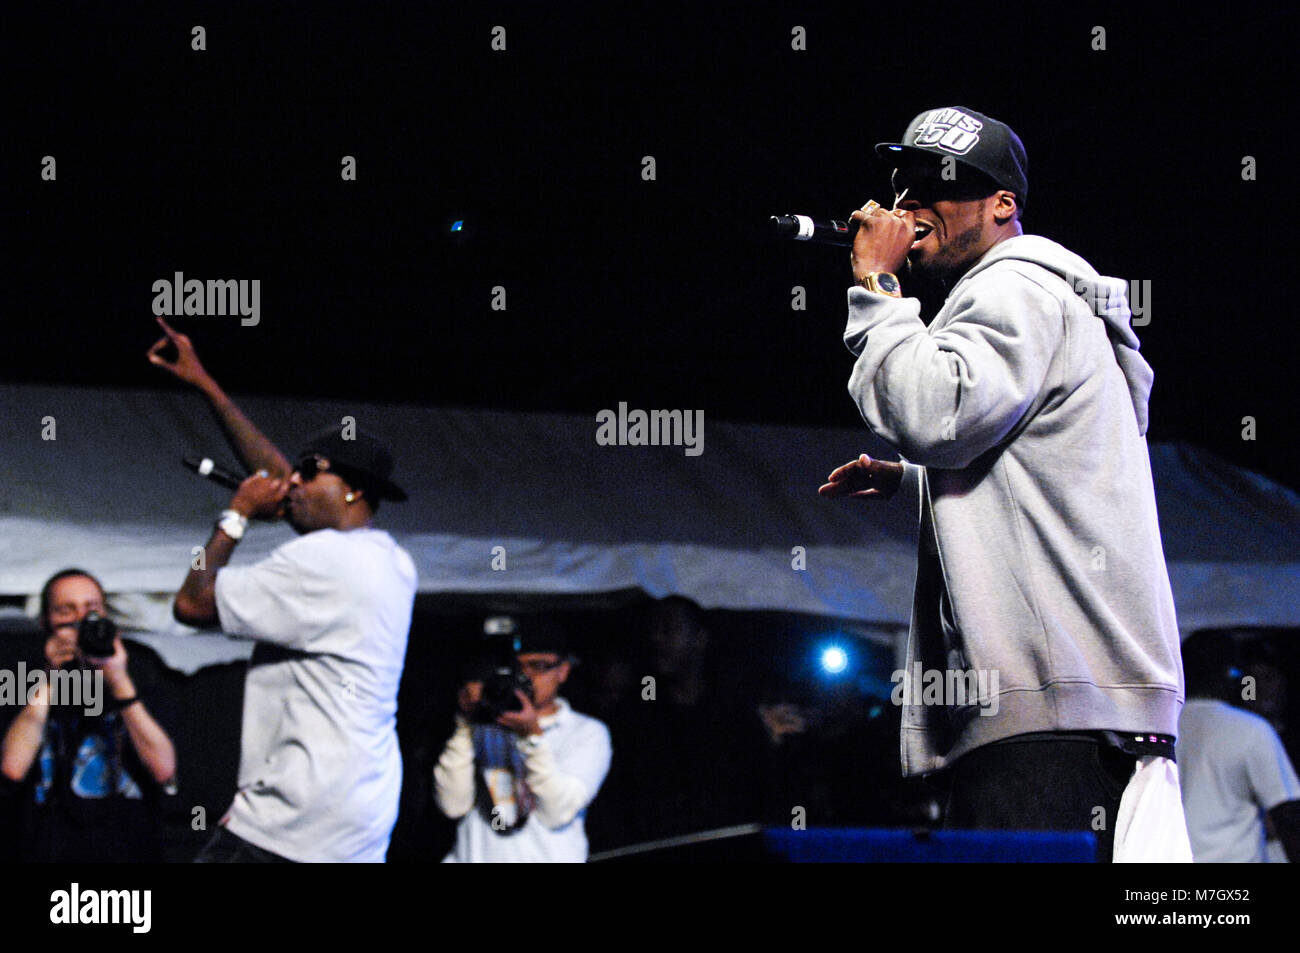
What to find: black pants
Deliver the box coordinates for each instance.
[194,826,295,863]
[940,734,1136,862]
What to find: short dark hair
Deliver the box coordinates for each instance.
[38,568,105,632]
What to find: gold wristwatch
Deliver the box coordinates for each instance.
[857,271,901,297]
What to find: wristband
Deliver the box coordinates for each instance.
[111,696,142,712]
[216,509,248,540]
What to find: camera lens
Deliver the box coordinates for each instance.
[77,612,117,658]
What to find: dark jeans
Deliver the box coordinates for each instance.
[194,826,295,863]
[940,734,1136,862]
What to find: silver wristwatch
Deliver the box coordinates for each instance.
[216,509,249,541]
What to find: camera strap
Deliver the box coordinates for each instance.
[472,724,535,836]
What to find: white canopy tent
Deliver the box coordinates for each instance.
[2,383,1296,672]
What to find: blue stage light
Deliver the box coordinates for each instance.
[451,220,464,232]
[820,645,849,675]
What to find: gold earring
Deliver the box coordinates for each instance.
[345,492,355,503]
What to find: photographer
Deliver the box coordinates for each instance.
[0,569,176,862]
[435,618,611,862]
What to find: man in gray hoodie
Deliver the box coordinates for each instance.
[819,107,1188,861]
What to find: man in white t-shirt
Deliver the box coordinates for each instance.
[435,618,611,862]
[150,318,416,862]
[1176,630,1300,863]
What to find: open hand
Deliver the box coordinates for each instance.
[818,453,905,501]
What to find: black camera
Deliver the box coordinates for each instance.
[470,653,534,724]
[467,619,535,724]
[77,612,117,658]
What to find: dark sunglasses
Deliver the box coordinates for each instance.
[891,166,1002,204]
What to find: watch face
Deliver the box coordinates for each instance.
[876,273,899,294]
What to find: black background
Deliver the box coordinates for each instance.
[6,2,1296,490]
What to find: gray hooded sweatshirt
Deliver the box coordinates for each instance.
[843,234,1183,776]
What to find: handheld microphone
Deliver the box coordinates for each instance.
[182,455,244,491]
[770,214,853,246]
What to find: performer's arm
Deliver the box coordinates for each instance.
[843,271,1063,470]
[174,528,239,628]
[173,475,289,628]
[842,202,1062,470]
[147,317,293,478]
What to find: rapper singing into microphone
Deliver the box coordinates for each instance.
[817,108,1188,861]
[148,318,416,862]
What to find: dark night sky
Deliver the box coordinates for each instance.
[7,3,1297,491]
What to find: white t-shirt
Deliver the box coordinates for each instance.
[1176,698,1300,863]
[436,699,612,863]
[214,527,416,862]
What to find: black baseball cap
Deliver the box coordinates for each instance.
[297,427,408,502]
[876,106,1028,208]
